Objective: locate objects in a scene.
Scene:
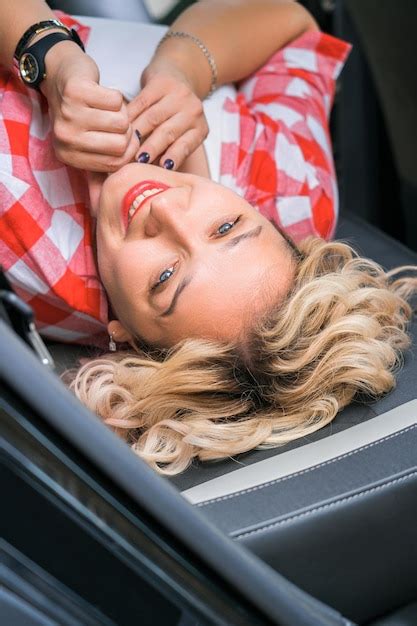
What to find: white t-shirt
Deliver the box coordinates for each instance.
[79,16,237,181]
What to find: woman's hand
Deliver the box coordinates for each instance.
[41,42,138,172]
[126,61,209,170]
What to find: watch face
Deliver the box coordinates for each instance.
[19,52,39,84]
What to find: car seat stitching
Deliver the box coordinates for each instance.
[232,470,417,540]
[196,423,417,507]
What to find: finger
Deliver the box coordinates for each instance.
[53,148,118,172]
[124,124,142,163]
[76,107,130,134]
[158,129,205,170]
[83,83,124,112]
[130,95,180,143]
[54,125,133,158]
[98,123,138,170]
[54,140,136,173]
[134,112,192,163]
[126,82,166,122]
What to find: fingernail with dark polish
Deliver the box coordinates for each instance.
[137,152,150,163]
[135,129,142,143]
[163,158,175,170]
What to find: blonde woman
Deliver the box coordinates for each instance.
[1,1,416,474]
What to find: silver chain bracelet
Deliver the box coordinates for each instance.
[156,30,218,98]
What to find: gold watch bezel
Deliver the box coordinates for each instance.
[19,52,40,84]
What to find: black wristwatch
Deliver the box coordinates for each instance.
[18,30,85,91]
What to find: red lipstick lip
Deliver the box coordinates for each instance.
[121,180,170,230]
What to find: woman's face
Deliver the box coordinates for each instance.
[94,163,295,347]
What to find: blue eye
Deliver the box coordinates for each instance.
[218,222,233,235]
[151,265,176,291]
[158,267,174,285]
[217,217,240,235]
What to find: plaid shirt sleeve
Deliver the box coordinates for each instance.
[0,13,108,345]
[219,30,352,242]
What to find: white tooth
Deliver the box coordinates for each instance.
[128,188,164,222]
[141,187,162,199]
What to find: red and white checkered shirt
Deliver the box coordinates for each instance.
[221,29,351,242]
[0,15,350,344]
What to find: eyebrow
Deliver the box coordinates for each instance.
[224,225,263,248]
[160,276,192,317]
[160,225,263,318]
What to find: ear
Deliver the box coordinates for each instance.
[107,319,134,345]
[86,171,107,218]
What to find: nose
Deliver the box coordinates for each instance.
[144,187,192,243]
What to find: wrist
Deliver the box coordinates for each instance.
[148,39,211,99]
[40,41,92,96]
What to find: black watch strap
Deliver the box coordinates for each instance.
[19,31,85,91]
[14,19,70,61]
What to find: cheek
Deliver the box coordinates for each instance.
[109,240,177,320]
[97,241,145,308]
[112,244,149,293]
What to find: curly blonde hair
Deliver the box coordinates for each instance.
[71,238,417,475]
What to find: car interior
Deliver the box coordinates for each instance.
[1,1,416,625]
